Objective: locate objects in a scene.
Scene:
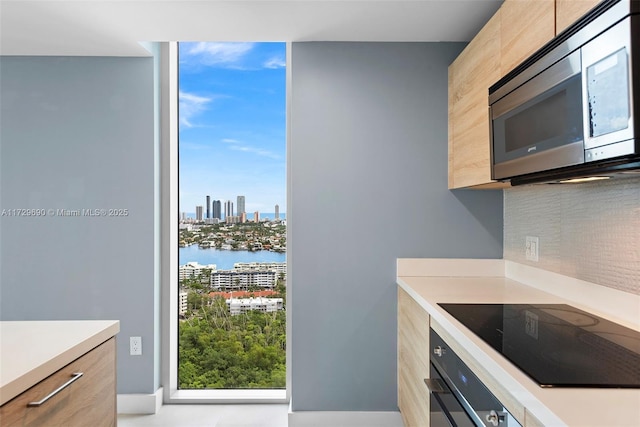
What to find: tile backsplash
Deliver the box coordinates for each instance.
[504,176,640,295]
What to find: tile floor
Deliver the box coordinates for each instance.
[118,404,289,427]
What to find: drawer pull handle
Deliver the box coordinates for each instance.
[27,372,84,407]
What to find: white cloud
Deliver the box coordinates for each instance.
[230,145,279,159]
[223,139,280,159]
[179,91,212,127]
[263,56,286,69]
[183,42,255,67]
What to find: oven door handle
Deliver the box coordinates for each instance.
[424,378,460,427]
[424,378,448,394]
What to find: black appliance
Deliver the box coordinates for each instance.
[489,0,640,185]
[438,303,640,388]
[428,329,522,427]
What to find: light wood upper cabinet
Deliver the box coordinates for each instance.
[447,0,557,189]
[446,0,605,189]
[448,11,506,189]
[500,0,556,77]
[556,0,603,34]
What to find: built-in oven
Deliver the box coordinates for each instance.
[490,0,640,184]
[426,329,522,427]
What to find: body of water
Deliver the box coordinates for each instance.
[179,245,286,270]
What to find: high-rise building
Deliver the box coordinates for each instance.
[181,212,186,221]
[195,205,203,221]
[206,196,211,219]
[254,211,259,222]
[224,200,234,219]
[237,196,245,216]
[275,204,280,220]
[213,200,222,219]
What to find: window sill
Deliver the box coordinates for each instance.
[166,389,287,404]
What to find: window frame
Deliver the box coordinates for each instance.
[160,41,291,404]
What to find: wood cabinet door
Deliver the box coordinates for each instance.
[500,0,555,77]
[398,287,431,427]
[448,11,502,189]
[0,338,116,427]
[556,0,603,34]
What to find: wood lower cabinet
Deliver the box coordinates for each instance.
[556,0,603,33]
[0,338,116,427]
[398,287,431,426]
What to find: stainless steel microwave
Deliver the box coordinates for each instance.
[490,0,640,185]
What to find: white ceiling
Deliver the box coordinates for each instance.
[0,0,503,56]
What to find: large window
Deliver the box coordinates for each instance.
[173,42,287,396]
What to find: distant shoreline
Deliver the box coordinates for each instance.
[179,245,286,270]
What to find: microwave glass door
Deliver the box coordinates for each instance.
[587,48,629,138]
[496,75,583,160]
[582,17,634,150]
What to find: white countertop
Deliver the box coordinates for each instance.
[0,320,120,406]
[397,259,640,427]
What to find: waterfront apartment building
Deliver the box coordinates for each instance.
[211,269,277,290]
[234,262,286,278]
[226,297,283,315]
[179,261,217,281]
[275,204,279,220]
[195,205,203,221]
[180,261,286,288]
[206,196,210,219]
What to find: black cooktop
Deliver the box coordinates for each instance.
[438,303,640,388]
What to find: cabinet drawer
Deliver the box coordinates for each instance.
[0,337,116,427]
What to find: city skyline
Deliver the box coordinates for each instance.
[187,194,284,220]
[178,42,287,214]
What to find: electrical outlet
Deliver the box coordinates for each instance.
[525,236,539,262]
[130,336,142,356]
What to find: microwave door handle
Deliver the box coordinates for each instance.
[424,378,459,427]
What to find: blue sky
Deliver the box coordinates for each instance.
[179,42,286,216]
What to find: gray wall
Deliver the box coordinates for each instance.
[0,56,157,394]
[290,42,504,412]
